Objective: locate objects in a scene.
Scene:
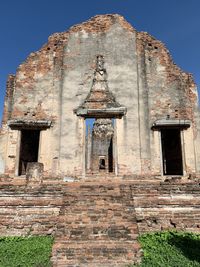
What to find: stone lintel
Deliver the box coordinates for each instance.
[152,119,191,129]
[8,119,52,130]
[75,107,127,118]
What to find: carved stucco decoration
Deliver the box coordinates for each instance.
[75,55,126,117]
[92,118,114,138]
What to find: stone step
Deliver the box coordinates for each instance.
[55,223,139,241]
[52,240,141,267]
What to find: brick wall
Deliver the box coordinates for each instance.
[0,178,200,265]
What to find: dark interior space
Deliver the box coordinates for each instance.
[161,129,183,175]
[108,138,113,172]
[18,130,40,175]
[99,158,106,170]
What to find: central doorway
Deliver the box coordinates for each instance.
[85,118,114,174]
[18,130,40,175]
[161,129,183,175]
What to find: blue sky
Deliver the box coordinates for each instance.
[0,0,200,120]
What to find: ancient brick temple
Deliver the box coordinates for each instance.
[0,14,200,266]
[0,14,200,180]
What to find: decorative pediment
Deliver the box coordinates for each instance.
[75,55,126,118]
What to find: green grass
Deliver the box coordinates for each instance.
[1,232,200,267]
[131,231,200,267]
[0,236,54,267]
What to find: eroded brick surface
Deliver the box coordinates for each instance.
[0,180,142,266]
[0,178,200,265]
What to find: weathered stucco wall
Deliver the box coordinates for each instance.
[136,31,199,176]
[195,114,200,173]
[0,127,7,174]
[0,14,199,178]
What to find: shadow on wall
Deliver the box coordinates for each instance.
[169,233,200,263]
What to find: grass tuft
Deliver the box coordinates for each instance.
[0,236,53,267]
[130,231,200,267]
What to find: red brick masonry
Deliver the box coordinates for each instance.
[0,177,199,266]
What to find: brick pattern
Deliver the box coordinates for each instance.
[134,179,200,233]
[0,178,200,265]
[0,180,141,266]
[136,31,197,125]
[2,75,15,125]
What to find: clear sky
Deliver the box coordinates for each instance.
[0,0,200,120]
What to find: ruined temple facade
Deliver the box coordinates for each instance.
[0,14,200,180]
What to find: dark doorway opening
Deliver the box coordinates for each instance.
[108,138,113,172]
[161,129,183,175]
[18,130,40,176]
[99,158,106,170]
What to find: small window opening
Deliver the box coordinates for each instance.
[175,109,179,118]
[161,129,183,175]
[18,130,40,176]
[99,158,106,170]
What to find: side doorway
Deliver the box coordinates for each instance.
[161,129,183,175]
[18,130,40,175]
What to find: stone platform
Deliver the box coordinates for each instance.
[0,177,200,266]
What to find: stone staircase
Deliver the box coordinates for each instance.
[51,181,141,266]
